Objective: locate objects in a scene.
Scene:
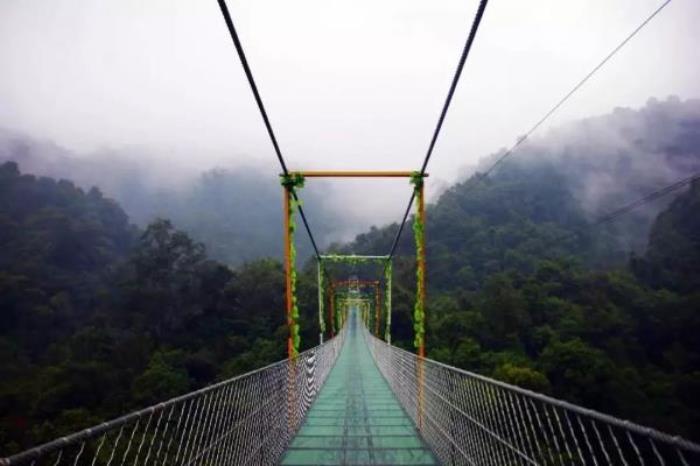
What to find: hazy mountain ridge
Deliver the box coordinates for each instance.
[333,103,700,440]
[2,97,699,264]
[2,97,700,448]
[478,97,700,249]
[0,130,348,264]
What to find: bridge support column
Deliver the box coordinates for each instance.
[411,176,426,430]
[329,287,335,337]
[283,185,297,433]
[375,282,381,337]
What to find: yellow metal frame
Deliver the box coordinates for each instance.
[287,170,429,178]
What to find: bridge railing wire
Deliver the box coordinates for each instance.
[364,327,700,466]
[0,326,346,466]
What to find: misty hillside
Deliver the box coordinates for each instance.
[3,97,699,267]
[2,96,700,450]
[334,142,700,439]
[338,97,700,263]
[0,130,347,264]
[485,96,700,251]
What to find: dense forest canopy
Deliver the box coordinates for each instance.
[0,162,316,453]
[339,169,700,439]
[1,97,700,453]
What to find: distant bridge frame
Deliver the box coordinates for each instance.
[281,170,428,358]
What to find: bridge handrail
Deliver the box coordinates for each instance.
[364,327,700,466]
[1,326,347,465]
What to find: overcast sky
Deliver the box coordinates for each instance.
[1,0,698,225]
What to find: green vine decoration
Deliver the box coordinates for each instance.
[336,297,345,331]
[384,260,393,343]
[289,194,301,356]
[409,170,424,189]
[317,261,325,337]
[320,254,388,265]
[411,173,425,351]
[280,172,305,357]
[280,172,305,190]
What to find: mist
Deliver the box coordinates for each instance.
[1,0,699,201]
[1,0,699,263]
[467,96,700,252]
[1,96,697,263]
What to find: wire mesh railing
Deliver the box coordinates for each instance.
[0,327,345,466]
[364,327,700,466]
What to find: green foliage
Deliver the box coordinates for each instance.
[320,254,388,265]
[384,261,393,342]
[288,194,301,356]
[0,163,294,454]
[132,350,190,404]
[341,160,700,440]
[492,363,550,393]
[280,172,305,190]
[412,180,425,351]
[317,262,325,335]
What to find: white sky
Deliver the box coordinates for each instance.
[1,0,698,227]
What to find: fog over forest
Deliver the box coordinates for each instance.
[1,96,698,263]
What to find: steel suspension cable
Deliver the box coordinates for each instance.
[216,0,321,259]
[463,0,672,193]
[388,0,490,259]
[594,172,699,225]
[549,171,700,248]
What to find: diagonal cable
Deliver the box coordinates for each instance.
[216,0,321,258]
[550,171,699,248]
[388,0,490,258]
[465,0,672,192]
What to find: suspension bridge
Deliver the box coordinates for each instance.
[3,291,700,465]
[3,0,700,464]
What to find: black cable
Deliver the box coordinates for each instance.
[388,0,490,259]
[464,0,671,192]
[419,0,489,175]
[594,172,699,225]
[297,204,321,257]
[388,191,416,258]
[216,0,321,258]
[551,172,699,248]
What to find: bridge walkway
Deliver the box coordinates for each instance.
[281,310,438,466]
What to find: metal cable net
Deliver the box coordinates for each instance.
[364,328,700,466]
[0,328,346,466]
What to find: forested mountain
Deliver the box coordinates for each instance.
[336,167,700,441]
[0,162,317,454]
[1,97,699,453]
[2,97,699,265]
[0,130,345,265]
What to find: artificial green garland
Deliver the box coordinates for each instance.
[321,254,388,265]
[280,173,305,357]
[317,261,325,338]
[289,195,301,356]
[410,172,425,351]
[384,260,393,344]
